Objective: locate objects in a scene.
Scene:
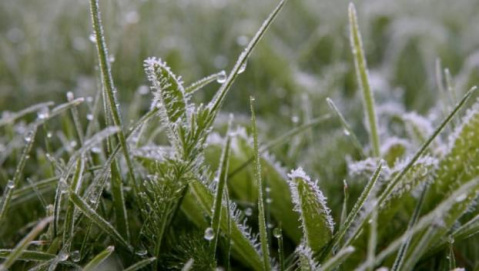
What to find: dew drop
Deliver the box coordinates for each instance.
[86,96,94,103]
[238,62,247,74]
[217,71,227,83]
[66,91,74,102]
[291,116,299,124]
[58,252,69,261]
[70,141,77,148]
[7,180,15,189]
[59,178,68,194]
[37,107,50,120]
[273,228,282,239]
[204,227,215,241]
[244,207,253,216]
[24,133,33,143]
[86,114,94,121]
[89,33,97,43]
[343,129,351,136]
[137,85,149,95]
[47,132,53,139]
[71,250,81,262]
[91,147,101,154]
[135,247,148,257]
[266,198,273,204]
[108,55,115,63]
[267,223,275,229]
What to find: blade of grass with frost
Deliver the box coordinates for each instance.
[0,216,53,271]
[229,115,330,178]
[124,257,157,271]
[11,177,57,207]
[185,71,227,95]
[366,199,377,271]
[89,0,138,194]
[62,157,85,249]
[296,243,319,271]
[287,167,335,254]
[0,250,55,262]
[340,180,349,233]
[326,98,365,158]
[208,0,289,114]
[355,177,479,271]
[330,163,381,251]
[348,3,380,157]
[66,92,85,145]
[0,126,37,222]
[185,180,262,270]
[0,101,53,127]
[320,246,355,271]
[209,131,232,258]
[391,185,428,271]
[69,191,131,250]
[83,246,114,271]
[251,97,271,271]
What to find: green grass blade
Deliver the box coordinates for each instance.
[83,246,114,271]
[185,71,226,95]
[209,131,232,259]
[0,126,37,222]
[0,216,53,271]
[250,97,271,271]
[0,250,55,262]
[348,3,380,157]
[320,246,355,271]
[123,257,157,271]
[287,167,334,254]
[0,101,54,127]
[69,192,131,250]
[88,0,138,194]
[208,0,289,114]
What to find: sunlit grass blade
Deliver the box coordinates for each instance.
[88,0,138,194]
[82,246,114,271]
[0,216,53,271]
[69,192,131,250]
[208,0,289,114]
[348,3,380,157]
[209,127,232,259]
[0,250,55,262]
[0,126,37,222]
[250,97,271,270]
[124,257,157,271]
[287,167,334,254]
[185,71,226,95]
[0,101,53,127]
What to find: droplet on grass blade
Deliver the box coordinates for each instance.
[204,227,215,241]
[71,250,81,262]
[217,71,227,83]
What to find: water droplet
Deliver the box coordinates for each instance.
[267,223,275,229]
[135,247,148,257]
[217,71,227,83]
[455,193,467,202]
[266,198,273,204]
[137,85,149,95]
[59,179,68,193]
[87,114,94,121]
[343,129,351,136]
[70,141,77,148]
[236,35,249,46]
[204,227,215,241]
[108,55,115,63]
[91,147,101,154]
[7,180,15,189]
[238,62,247,74]
[86,96,94,103]
[24,133,33,143]
[47,132,53,138]
[89,33,97,43]
[37,107,49,120]
[71,250,81,262]
[273,228,282,238]
[244,207,253,216]
[58,252,69,261]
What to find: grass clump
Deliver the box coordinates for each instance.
[2,0,479,270]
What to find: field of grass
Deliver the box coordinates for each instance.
[2,0,479,270]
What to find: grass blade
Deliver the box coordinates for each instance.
[250,97,271,270]
[0,250,55,262]
[0,101,54,127]
[185,71,226,95]
[69,192,131,250]
[83,246,114,271]
[0,216,53,271]
[124,257,157,271]
[320,246,355,271]
[348,3,380,157]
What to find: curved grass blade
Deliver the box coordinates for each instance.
[124,257,157,271]
[0,101,54,127]
[348,3,380,157]
[0,216,53,271]
[69,192,131,251]
[0,126,37,222]
[250,97,271,270]
[89,0,138,194]
[208,0,289,114]
[320,246,355,271]
[83,246,114,271]
[287,168,334,254]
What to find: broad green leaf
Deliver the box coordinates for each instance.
[287,168,334,254]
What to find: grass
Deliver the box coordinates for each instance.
[2,0,479,270]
